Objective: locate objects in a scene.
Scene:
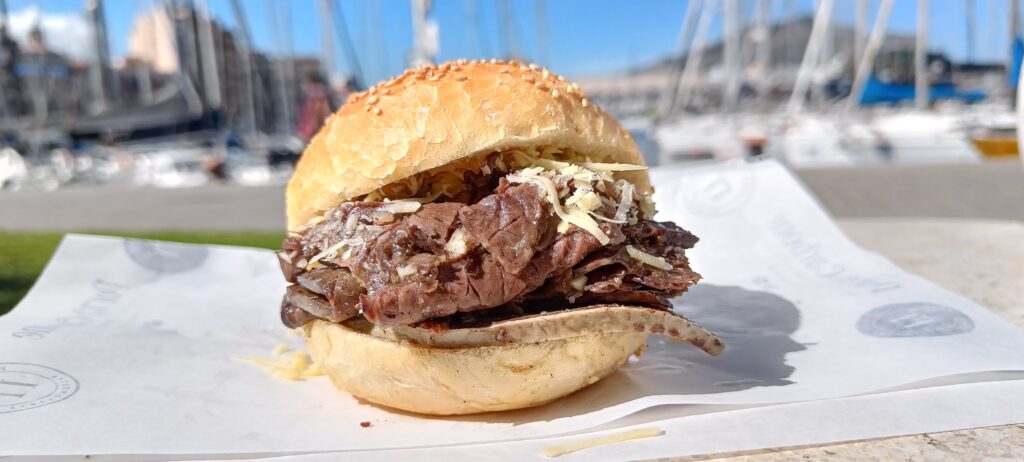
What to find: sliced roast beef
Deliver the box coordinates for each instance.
[458,183,551,273]
[287,284,358,322]
[625,220,699,250]
[281,299,319,329]
[296,267,364,320]
[277,172,702,329]
[358,224,603,325]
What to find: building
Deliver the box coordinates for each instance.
[126,5,327,136]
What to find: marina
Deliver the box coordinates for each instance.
[0,1,1019,196]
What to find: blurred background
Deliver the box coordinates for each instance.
[1,0,1024,311]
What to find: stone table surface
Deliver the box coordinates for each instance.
[680,218,1024,461]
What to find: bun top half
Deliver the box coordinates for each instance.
[286,60,648,230]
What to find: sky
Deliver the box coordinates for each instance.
[3,0,1020,84]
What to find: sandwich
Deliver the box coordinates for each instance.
[277,59,723,415]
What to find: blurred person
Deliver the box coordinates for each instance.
[296,73,336,141]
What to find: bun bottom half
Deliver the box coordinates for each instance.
[302,319,648,415]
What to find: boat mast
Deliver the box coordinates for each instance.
[787,0,833,114]
[657,0,702,118]
[86,0,117,112]
[229,0,258,133]
[329,0,365,90]
[855,0,868,67]
[463,0,489,57]
[266,0,292,134]
[281,0,297,131]
[914,0,930,110]
[317,0,337,84]
[847,0,894,109]
[1013,0,1020,107]
[195,0,222,112]
[162,0,203,115]
[0,0,12,121]
[965,0,975,62]
[675,0,717,113]
[410,0,435,66]
[722,0,741,111]
[497,0,521,60]
[534,0,550,67]
[754,0,771,102]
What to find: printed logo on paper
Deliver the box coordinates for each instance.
[857,302,975,337]
[0,363,79,414]
[124,239,209,273]
[679,167,754,217]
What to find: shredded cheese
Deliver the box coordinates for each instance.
[541,428,664,458]
[507,170,611,245]
[444,228,469,257]
[588,211,627,224]
[239,348,324,381]
[306,240,347,270]
[344,213,359,232]
[578,161,648,172]
[626,245,673,271]
[377,201,422,214]
[396,264,417,278]
[613,180,634,222]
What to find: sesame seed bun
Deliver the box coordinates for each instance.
[303,318,649,415]
[285,59,649,230]
[302,306,723,415]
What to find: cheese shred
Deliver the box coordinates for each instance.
[626,245,674,271]
[541,428,665,458]
[506,168,612,245]
[239,346,324,381]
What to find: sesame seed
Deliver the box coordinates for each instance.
[557,76,566,82]
[581,98,589,107]
[528,63,539,71]
[551,89,559,98]
[368,95,379,104]
[541,69,550,79]
[490,58,499,64]
[455,74,468,81]
[381,88,391,95]
[373,107,383,116]
[523,74,536,82]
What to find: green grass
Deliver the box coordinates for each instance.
[0,231,285,316]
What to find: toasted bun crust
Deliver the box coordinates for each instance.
[286,60,649,230]
[303,319,647,415]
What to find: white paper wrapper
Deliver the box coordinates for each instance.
[183,377,1024,461]
[2,159,1023,458]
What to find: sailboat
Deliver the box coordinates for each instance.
[967,1,1022,159]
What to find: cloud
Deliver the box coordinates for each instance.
[7,6,95,62]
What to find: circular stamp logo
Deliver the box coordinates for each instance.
[857,302,975,338]
[677,167,755,217]
[0,363,79,414]
[124,239,209,273]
